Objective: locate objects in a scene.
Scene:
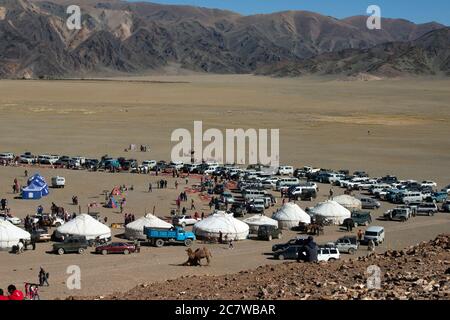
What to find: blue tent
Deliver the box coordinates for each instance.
[22,173,49,200]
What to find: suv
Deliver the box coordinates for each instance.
[363,226,385,245]
[230,203,247,217]
[52,236,89,255]
[359,197,381,210]
[247,198,265,213]
[334,236,359,254]
[343,211,372,227]
[409,202,438,216]
[383,207,412,222]
[318,246,340,261]
[442,201,450,212]
[272,237,308,252]
[257,225,282,241]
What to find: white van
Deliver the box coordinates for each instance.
[278,166,294,175]
[204,164,219,174]
[51,176,66,188]
[142,160,157,169]
[38,154,59,165]
[275,177,300,191]
[401,191,424,204]
[169,161,184,170]
[243,189,267,200]
[0,152,15,161]
[364,226,385,245]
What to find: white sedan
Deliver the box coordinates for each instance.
[421,181,437,188]
[0,214,22,225]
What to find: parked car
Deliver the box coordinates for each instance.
[363,226,385,245]
[31,214,64,227]
[0,152,15,161]
[442,201,450,212]
[246,198,265,213]
[383,207,412,222]
[334,236,358,254]
[409,202,438,216]
[230,203,247,217]
[421,181,437,188]
[257,225,282,241]
[141,160,157,170]
[19,153,35,164]
[278,166,294,175]
[317,245,340,262]
[359,197,381,210]
[95,242,136,255]
[172,215,201,228]
[343,211,372,227]
[52,236,89,255]
[400,191,424,204]
[37,154,60,165]
[55,156,72,167]
[272,237,309,252]
[425,192,448,203]
[0,213,22,225]
[31,229,51,242]
[274,245,300,260]
[51,176,66,188]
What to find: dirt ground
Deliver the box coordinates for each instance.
[0,75,449,299]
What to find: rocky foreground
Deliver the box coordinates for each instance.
[74,235,449,300]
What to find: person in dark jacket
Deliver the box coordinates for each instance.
[0,289,9,300]
[297,236,318,262]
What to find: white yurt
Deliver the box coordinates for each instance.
[56,214,111,240]
[125,214,173,240]
[243,214,279,233]
[272,203,311,229]
[333,195,362,211]
[0,220,31,250]
[309,200,351,225]
[193,211,249,240]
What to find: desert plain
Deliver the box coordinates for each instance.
[0,74,449,299]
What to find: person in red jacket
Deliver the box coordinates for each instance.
[0,289,9,300]
[7,285,24,300]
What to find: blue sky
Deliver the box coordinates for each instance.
[128,0,450,25]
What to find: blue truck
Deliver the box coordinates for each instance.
[143,227,196,247]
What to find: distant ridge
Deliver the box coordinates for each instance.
[0,0,447,78]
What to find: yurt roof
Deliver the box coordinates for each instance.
[272,203,311,223]
[193,211,249,234]
[243,215,278,227]
[0,220,31,242]
[310,200,351,217]
[333,195,362,207]
[56,214,111,237]
[126,214,173,230]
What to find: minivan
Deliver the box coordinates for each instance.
[363,226,385,245]
[243,189,267,200]
[275,177,300,191]
[401,191,424,204]
[278,166,294,175]
[359,197,381,209]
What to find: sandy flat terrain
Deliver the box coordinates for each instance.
[0,75,449,299]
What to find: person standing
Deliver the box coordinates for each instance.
[7,285,24,300]
[175,180,179,190]
[191,199,196,210]
[357,229,364,242]
[148,183,152,193]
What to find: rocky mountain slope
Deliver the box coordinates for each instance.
[0,0,447,78]
[74,234,449,300]
[257,27,450,77]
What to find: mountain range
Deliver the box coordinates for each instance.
[0,0,448,78]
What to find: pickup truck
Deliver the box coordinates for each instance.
[52,236,89,255]
[144,227,196,247]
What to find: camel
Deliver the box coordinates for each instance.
[182,247,212,266]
